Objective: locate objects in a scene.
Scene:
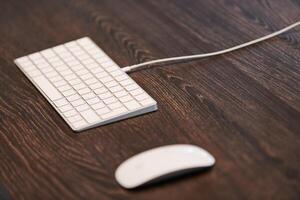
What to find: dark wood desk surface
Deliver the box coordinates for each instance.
[1,0,300,199]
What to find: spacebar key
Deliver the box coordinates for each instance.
[33,76,63,101]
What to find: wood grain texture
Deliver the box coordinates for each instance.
[0,0,300,199]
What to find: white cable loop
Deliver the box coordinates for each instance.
[123,21,300,73]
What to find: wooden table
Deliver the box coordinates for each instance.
[1,0,300,199]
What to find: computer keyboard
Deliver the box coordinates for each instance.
[14,37,157,132]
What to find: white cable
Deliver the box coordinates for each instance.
[123,21,300,73]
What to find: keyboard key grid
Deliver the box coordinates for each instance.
[15,37,157,131]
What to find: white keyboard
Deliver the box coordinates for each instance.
[14,37,157,132]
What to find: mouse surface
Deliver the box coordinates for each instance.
[115,144,215,189]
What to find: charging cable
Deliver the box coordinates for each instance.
[122,21,300,73]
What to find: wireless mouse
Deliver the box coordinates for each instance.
[115,144,215,189]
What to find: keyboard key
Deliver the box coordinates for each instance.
[30,70,42,77]
[115,90,128,98]
[32,76,62,101]
[95,71,108,78]
[76,103,90,112]
[20,61,33,68]
[16,56,29,63]
[91,102,105,110]
[94,87,108,95]
[106,65,119,72]
[47,57,60,64]
[29,53,42,60]
[59,104,73,112]
[85,78,98,85]
[60,69,73,76]
[120,79,134,86]
[108,102,122,110]
[58,85,72,92]
[82,58,94,65]
[72,65,84,71]
[69,78,81,85]
[87,46,100,52]
[50,76,63,83]
[82,92,96,100]
[76,68,89,75]
[73,120,87,129]
[34,59,48,65]
[115,74,128,81]
[41,67,54,73]
[23,65,36,72]
[51,61,64,67]
[98,92,112,99]
[56,65,69,72]
[41,49,55,58]
[67,60,80,66]
[68,115,83,123]
[119,95,133,103]
[101,107,127,119]
[124,100,141,110]
[46,71,59,78]
[64,109,77,117]
[54,98,68,107]
[89,82,103,90]
[105,81,118,88]
[81,109,100,123]
[62,89,76,96]
[109,85,122,93]
[81,73,93,80]
[73,83,86,90]
[87,97,100,105]
[140,98,156,106]
[103,97,117,104]
[78,88,91,95]
[66,94,80,102]
[93,54,106,61]
[71,99,85,107]
[94,55,108,61]
[96,107,110,115]
[77,54,90,60]
[130,88,144,96]
[86,62,99,70]
[125,84,139,91]
[65,74,77,81]
[101,60,113,67]
[101,76,113,83]
[64,57,77,63]
[111,70,123,77]
[90,67,103,73]
[134,93,148,101]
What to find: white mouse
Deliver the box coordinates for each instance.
[115,144,215,189]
